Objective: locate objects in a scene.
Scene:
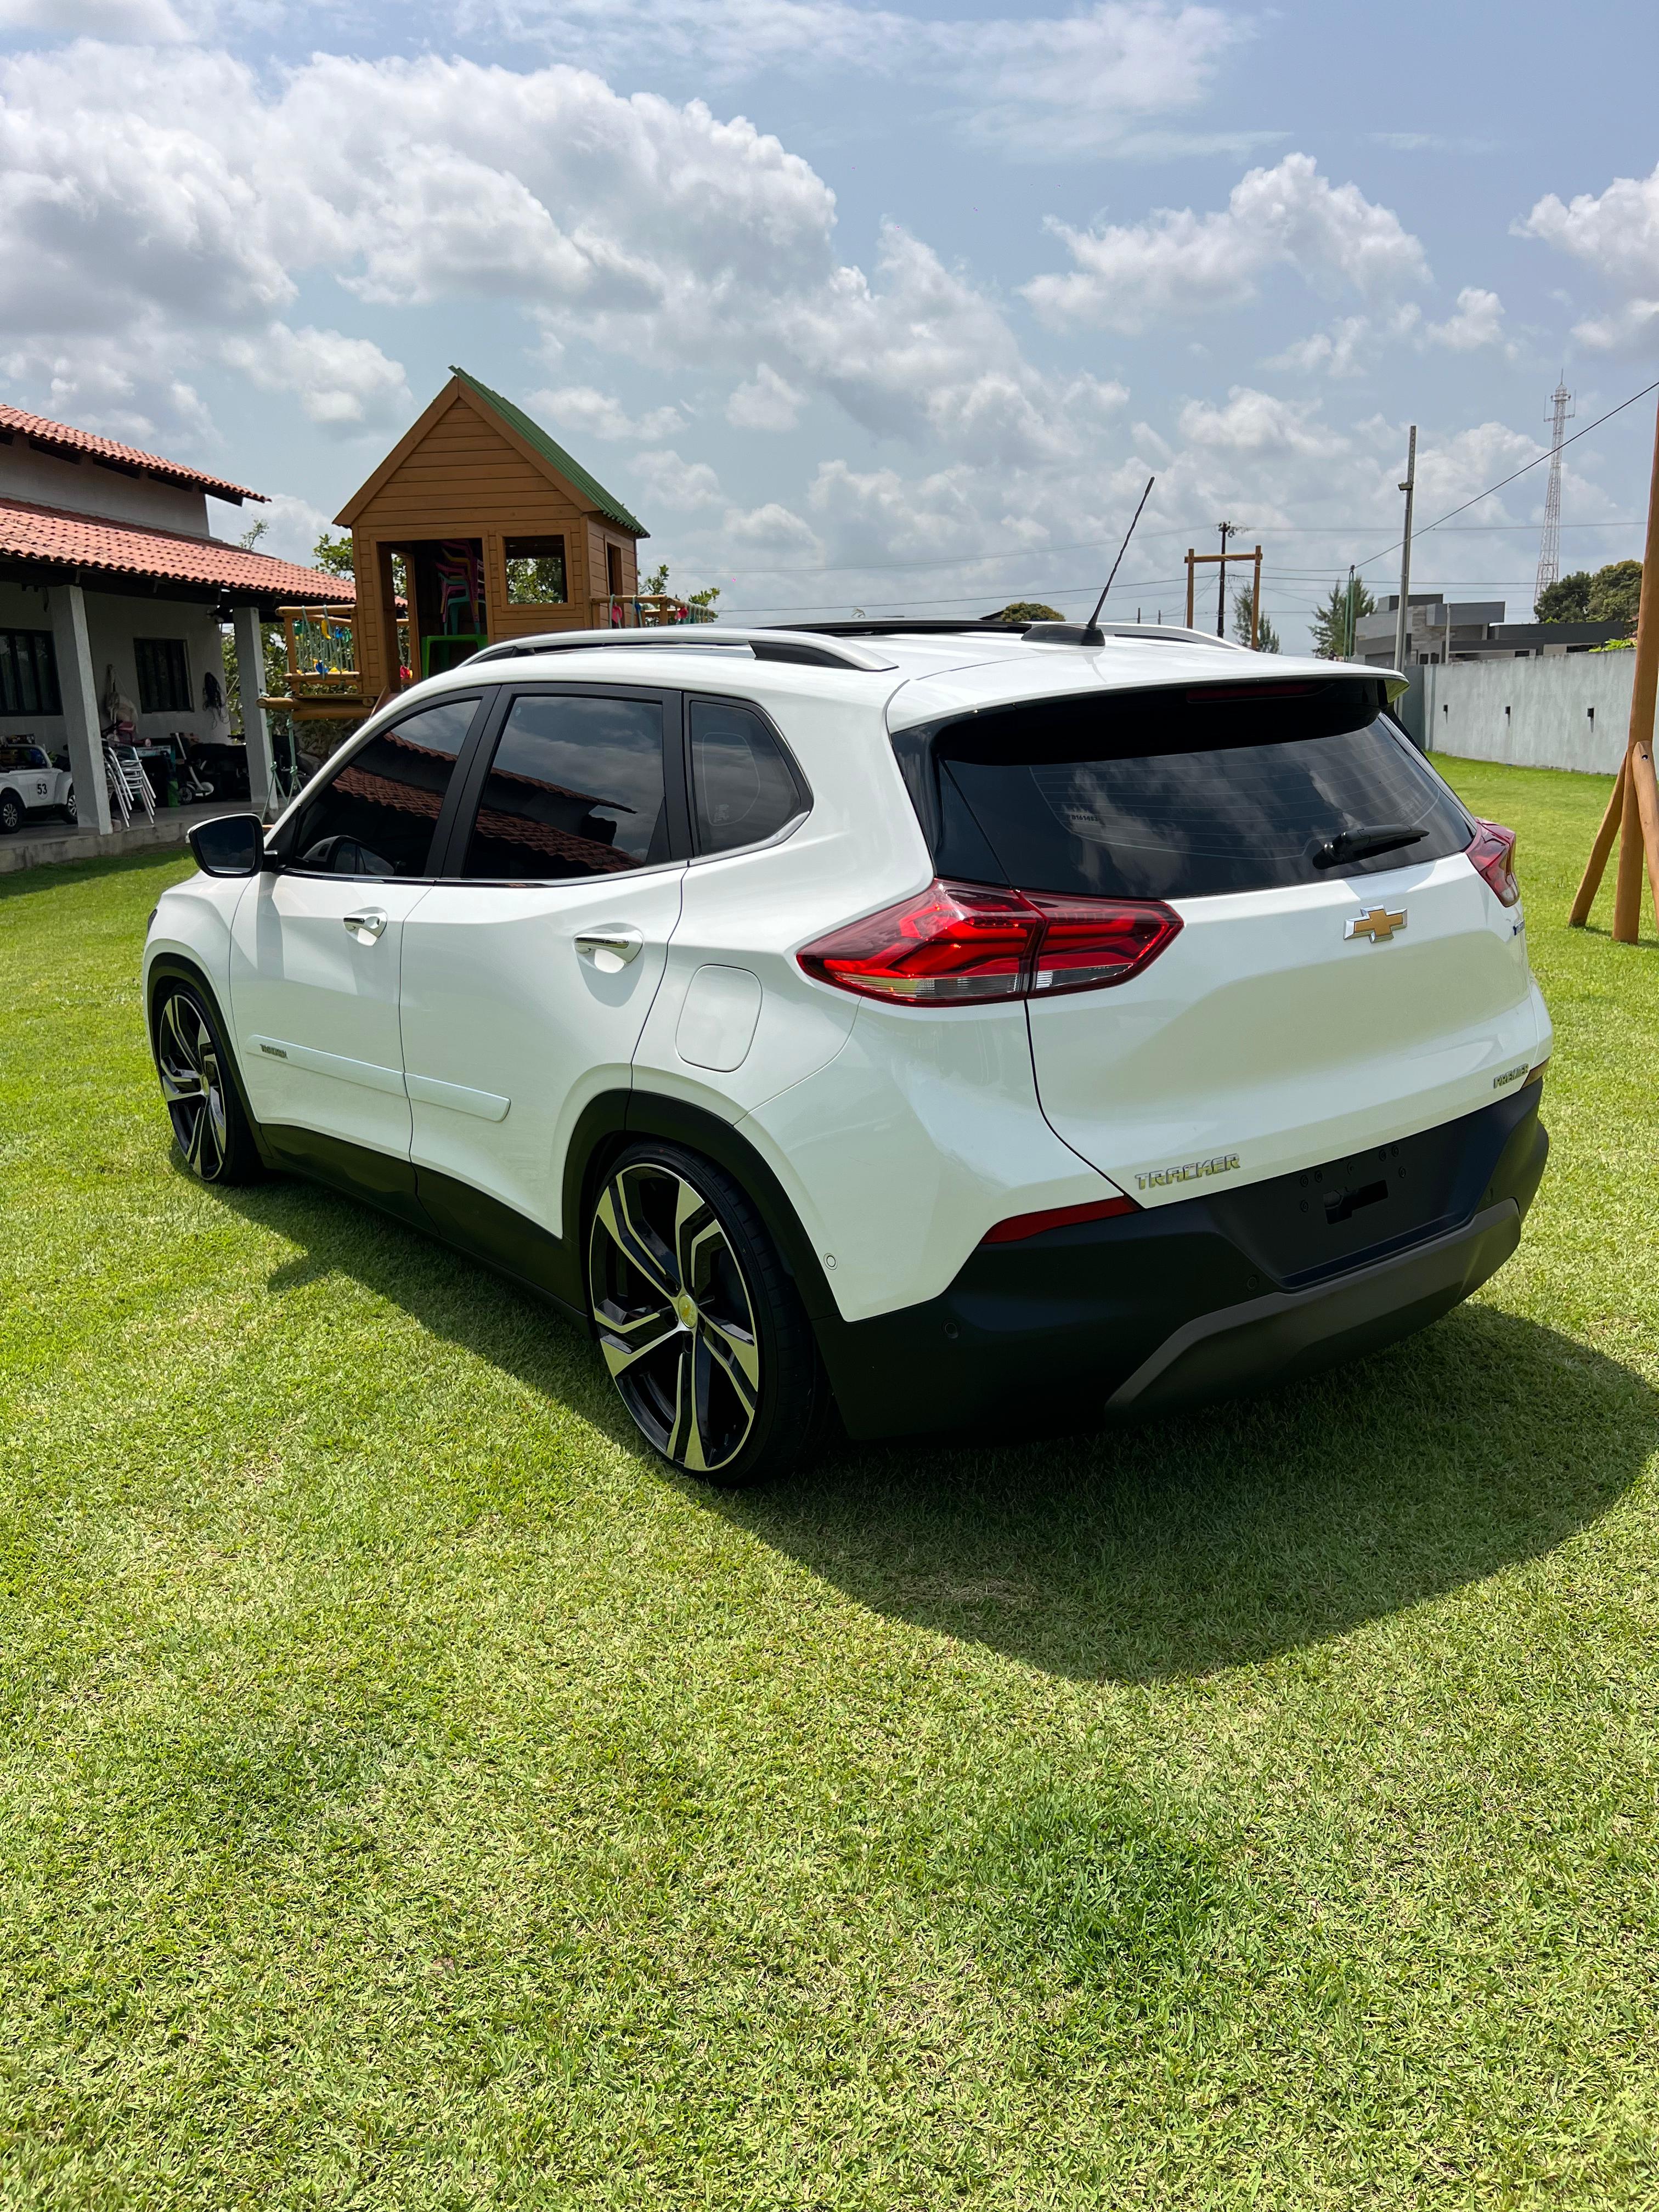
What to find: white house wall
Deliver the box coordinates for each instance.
[0,578,232,753]
[0,441,217,537]
[1407,652,1638,775]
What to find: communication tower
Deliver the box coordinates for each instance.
[1535,379,1574,610]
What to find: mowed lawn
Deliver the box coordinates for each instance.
[2,758,1656,2210]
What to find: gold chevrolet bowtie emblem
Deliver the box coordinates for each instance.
[1346,905,1407,943]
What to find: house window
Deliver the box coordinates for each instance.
[0,629,63,717]
[134,637,191,714]
[503,536,568,606]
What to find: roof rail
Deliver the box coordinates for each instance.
[465,626,899,672]
[787,617,1246,651]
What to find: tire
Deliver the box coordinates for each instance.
[0,791,21,834]
[586,1140,823,1488]
[62,785,77,823]
[151,979,264,1185]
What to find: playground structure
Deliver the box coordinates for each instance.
[263,368,684,744]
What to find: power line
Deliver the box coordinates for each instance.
[1348,374,1659,578]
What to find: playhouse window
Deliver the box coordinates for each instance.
[504,537,568,606]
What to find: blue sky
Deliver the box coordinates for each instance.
[3,0,1657,648]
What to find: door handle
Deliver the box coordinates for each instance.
[575,926,644,969]
[343,910,388,942]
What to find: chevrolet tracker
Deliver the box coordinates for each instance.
[143,618,1550,1486]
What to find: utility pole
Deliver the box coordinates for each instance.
[1344,564,1357,658]
[1393,425,1417,674]
[1216,520,1237,636]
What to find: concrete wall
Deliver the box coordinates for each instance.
[1400,651,1639,774]
[0,579,231,754]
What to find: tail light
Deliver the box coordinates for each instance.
[1468,819,1520,907]
[798,879,1181,1005]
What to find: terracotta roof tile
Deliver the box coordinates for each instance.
[0,403,263,504]
[0,496,356,606]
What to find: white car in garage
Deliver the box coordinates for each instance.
[0,740,74,833]
[142,617,1551,1486]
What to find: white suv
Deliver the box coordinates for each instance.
[143,620,1551,1485]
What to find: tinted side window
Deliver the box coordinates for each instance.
[464,693,670,880]
[690,698,804,855]
[292,697,476,878]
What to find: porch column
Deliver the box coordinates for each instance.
[47,582,112,836]
[232,603,274,816]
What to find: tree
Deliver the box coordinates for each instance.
[1232,587,1279,653]
[1587,558,1642,632]
[988,601,1063,623]
[1310,575,1374,658]
[639,560,719,614]
[1537,559,1642,629]
[1535,570,1592,622]
[238,518,269,550]
[312,529,355,580]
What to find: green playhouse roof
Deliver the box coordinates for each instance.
[450,366,647,539]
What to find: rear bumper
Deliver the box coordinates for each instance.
[815,1084,1548,1440]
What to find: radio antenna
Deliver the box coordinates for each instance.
[1087,476,1155,631]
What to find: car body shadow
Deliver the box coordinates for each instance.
[207,1166,1649,1686]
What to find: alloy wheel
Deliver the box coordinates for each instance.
[588,1159,762,1474]
[155,989,230,1180]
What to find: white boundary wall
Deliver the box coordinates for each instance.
[1407,653,1638,774]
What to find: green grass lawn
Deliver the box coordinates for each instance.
[2,758,1656,2209]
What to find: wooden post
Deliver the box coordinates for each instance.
[1185,551,1195,629]
[1570,755,1629,926]
[1570,385,1659,938]
[1250,546,1262,649]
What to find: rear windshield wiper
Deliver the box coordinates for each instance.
[1310,822,1426,870]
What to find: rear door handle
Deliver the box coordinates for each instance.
[343,909,388,942]
[575,926,644,967]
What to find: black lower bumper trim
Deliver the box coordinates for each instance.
[814,1086,1548,1440]
[1108,1198,1520,1413]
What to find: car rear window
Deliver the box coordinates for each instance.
[897,680,1472,901]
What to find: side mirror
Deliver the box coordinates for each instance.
[188,812,264,877]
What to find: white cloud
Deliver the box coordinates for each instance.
[528,385,686,440]
[632,449,723,509]
[1025,153,1431,333]
[1425,285,1509,354]
[219,323,412,431]
[720,500,821,555]
[466,0,1251,160]
[0,0,200,36]
[726,363,804,432]
[1521,164,1659,351]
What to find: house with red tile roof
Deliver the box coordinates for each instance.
[0,403,352,834]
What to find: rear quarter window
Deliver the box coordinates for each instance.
[899,680,1472,901]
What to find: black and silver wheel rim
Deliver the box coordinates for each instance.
[588,1161,761,1473]
[155,990,229,1180]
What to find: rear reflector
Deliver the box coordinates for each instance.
[1467,818,1520,907]
[982,1194,1139,1244]
[798,879,1181,1005]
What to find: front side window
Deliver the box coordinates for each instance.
[0,629,63,718]
[134,637,190,714]
[463,693,669,880]
[291,696,477,877]
[690,698,805,855]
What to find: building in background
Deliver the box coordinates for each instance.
[0,404,353,834]
[1353,592,1629,668]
